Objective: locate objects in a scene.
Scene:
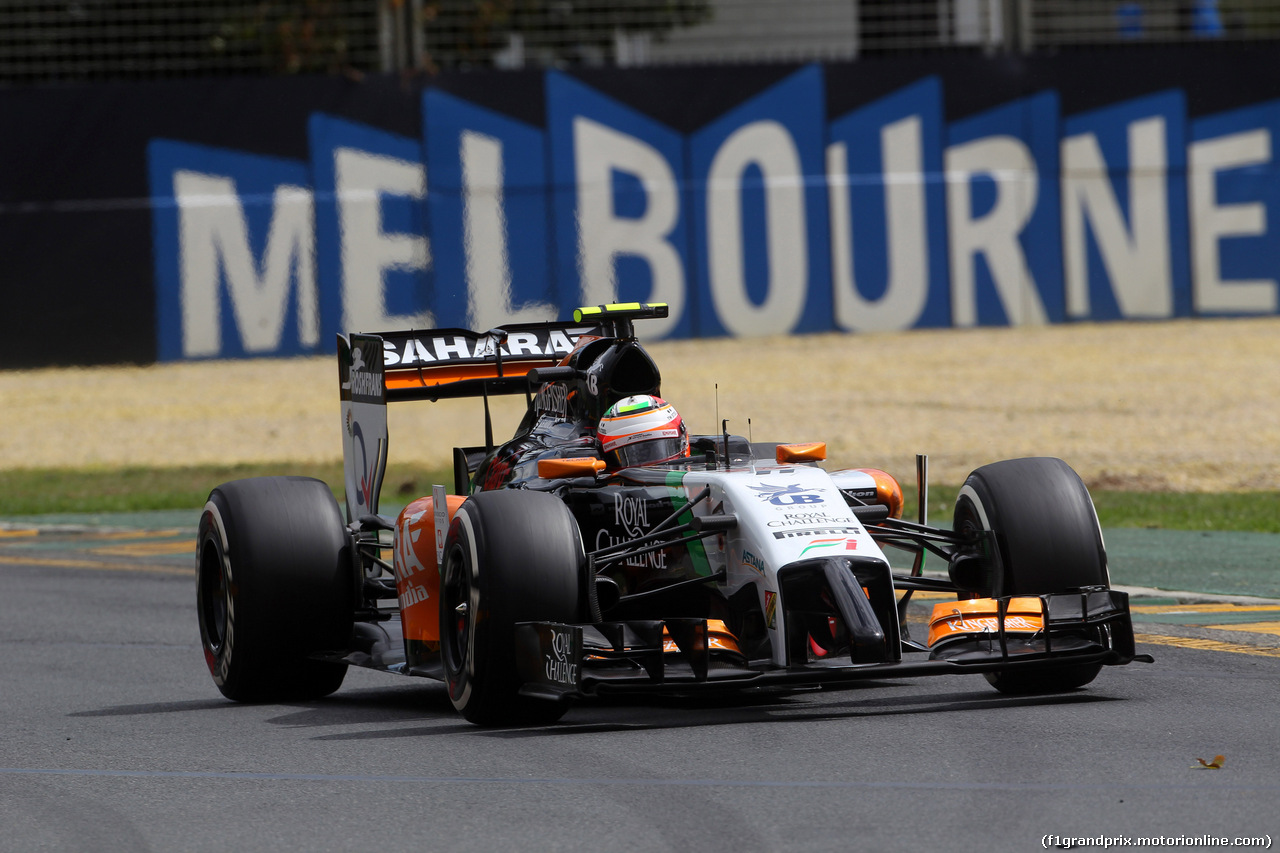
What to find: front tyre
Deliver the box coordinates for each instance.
[952,457,1108,695]
[197,477,353,702]
[983,660,1103,695]
[439,490,585,726]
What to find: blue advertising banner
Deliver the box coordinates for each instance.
[1188,100,1280,315]
[945,90,1063,327]
[7,47,1280,368]
[135,67,1280,361]
[546,71,692,339]
[309,114,431,345]
[148,139,317,361]
[827,76,951,333]
[424,89,557,331]
[1062,90,1192,321]
[689,65,831,338]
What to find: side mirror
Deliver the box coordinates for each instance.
[776,442,827,463]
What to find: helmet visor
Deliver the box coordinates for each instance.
[612,437,686,468]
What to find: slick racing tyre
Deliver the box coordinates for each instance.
[952,457,1108,695]
[197,476,354,702]
[439,490,585,726]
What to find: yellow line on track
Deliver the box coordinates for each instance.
[1136,633,1280,658]
[1204,621,1280,636]
[0,553,190,576]
[92,529,185,540]
[91,541,195,556]
[1131,603,1280,614]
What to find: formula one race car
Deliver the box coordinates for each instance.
[196,303,1151,725]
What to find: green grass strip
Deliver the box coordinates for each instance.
[2,465,1278,534]
[0,463,453,516]
[1090,489,1280,533]
[901,485,1280,534]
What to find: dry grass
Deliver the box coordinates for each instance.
[3,316,1279,491]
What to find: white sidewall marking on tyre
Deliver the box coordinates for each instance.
[200,500,235,686]
[957,484,991,530]
[453,506,481,708]
[1086,499,1112,586]
[203,500,230,554]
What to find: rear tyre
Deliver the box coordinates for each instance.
[197,477,353,702]
[952,457,1108,695]
[439,490,584,726]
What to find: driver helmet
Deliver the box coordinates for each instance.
[598,395,690,468]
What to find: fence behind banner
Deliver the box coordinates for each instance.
[1,1,1274,84]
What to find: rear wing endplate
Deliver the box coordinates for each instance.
[338,334,390,524]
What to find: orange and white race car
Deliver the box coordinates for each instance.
[196,303,1151,726]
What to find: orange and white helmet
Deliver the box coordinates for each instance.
[597,395,689,468]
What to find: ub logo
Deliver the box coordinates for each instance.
[749,482,825,507]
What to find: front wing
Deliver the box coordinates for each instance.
[514,589,1152,701]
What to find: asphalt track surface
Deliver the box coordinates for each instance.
[2,515,1278,852]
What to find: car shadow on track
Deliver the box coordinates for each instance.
[64,685,461,731]
[496,686,1118,738]
[68,680,1117,739]
[68,699,235,717]
[264,685,473,734]
[302,680,1119,740]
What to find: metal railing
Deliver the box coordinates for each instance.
[1028,0,1280,46]
[0,0,390,81]
[0,0,1271,84]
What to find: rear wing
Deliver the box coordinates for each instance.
[336,304,670,522]
[377,322,606,402]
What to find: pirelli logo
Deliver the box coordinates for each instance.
[772,526,862,540]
